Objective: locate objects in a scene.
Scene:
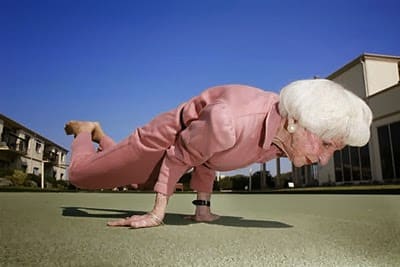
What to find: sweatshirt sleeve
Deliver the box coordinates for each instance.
[154,102,236,196]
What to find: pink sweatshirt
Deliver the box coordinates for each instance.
[153,84,282,195]
[68,84,282,196]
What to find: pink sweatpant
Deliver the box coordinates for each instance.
[68,106,183,190]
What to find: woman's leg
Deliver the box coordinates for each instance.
[65,107,183,228]
[98,136,116,150]
[66,121,165,190]
[98,135,141,189]
[66,104,185,191]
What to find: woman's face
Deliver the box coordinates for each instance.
[283,126,345,167]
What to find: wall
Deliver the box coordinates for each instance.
[331,61,366,98]
[0,120,3,139]
[368,84,400,181]
[365,59,399,96]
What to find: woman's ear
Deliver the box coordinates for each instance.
[287,117,297,133]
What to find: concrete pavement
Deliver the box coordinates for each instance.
[1,192,399,266]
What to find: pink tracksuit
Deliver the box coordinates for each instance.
[68,84,283,196]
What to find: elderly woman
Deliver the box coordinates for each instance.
[65,79,372,229]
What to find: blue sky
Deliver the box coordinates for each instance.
[1,0,400,176]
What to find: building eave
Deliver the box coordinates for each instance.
[327,52,400,80]
[0,113,69,152]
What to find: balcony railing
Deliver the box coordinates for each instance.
[43,151,59,164]
[0,135,28,155]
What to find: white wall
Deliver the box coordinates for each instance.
[365,59,399,96]
[368,84,400,181]
[0,120,4,140]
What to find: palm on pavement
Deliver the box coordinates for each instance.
[107,213,164,229]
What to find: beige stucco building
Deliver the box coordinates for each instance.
[292,53,400,186]
[0,113,68,182]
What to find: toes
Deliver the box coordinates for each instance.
[183,215,195,221]
[64,123,73,135]
[64,121,78,135]
[63,121,96,137]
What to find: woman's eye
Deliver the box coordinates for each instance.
[323,142,331,148]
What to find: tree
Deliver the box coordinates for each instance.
[272,172,293,188]
[251,170,274,189]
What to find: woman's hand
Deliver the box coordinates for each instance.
[107,192,168,229]
[107,212,164,228]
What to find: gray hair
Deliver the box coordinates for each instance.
[278,79,372,147]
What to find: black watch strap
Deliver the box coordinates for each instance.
[192,200,211,206]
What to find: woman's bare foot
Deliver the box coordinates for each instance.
[64,121,105,143]
[91,122,105,143]
[184,213,220,222]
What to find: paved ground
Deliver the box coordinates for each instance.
[0,192,399,266]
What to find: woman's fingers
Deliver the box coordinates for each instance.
[130,214,163,229]
[107,215,144,227]
[107,214,164,229]
[107,218,131,227]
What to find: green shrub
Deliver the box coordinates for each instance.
[55,179,69,190]
[45,175,57,186]
[27,173,41,185]
[0,168,14,178]
[24,179,38,188]
[8,170,28,185]
[219,177,233,190]
[213,180,220,191]
[231,175,249,190]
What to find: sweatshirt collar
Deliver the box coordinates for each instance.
[262,102,282,150]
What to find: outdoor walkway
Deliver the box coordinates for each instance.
[1,192,399,266]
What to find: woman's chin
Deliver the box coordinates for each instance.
[292,159,305,167]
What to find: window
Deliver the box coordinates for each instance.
[25,136,31,150]
[33,167,40,176]
[35,141,42,154]
[360,145,372,180]
[378,121,400,180]
[342,147,351,181]
[334,151,343,182]
[334,144,371,183]
[391,121,400,179]
[350,147,360,181]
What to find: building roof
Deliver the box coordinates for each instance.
[0,113,68,152]
[327,53,400,80]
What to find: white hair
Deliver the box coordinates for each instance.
[278,79,372,147]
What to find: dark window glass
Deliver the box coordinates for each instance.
[378,125,394,180]
[390,121,400,179]
[360,144,371,180]
[342,146,351,181]
[350,147,360,181]
[334,151,343,182]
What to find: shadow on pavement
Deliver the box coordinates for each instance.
[62,207,292,229]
